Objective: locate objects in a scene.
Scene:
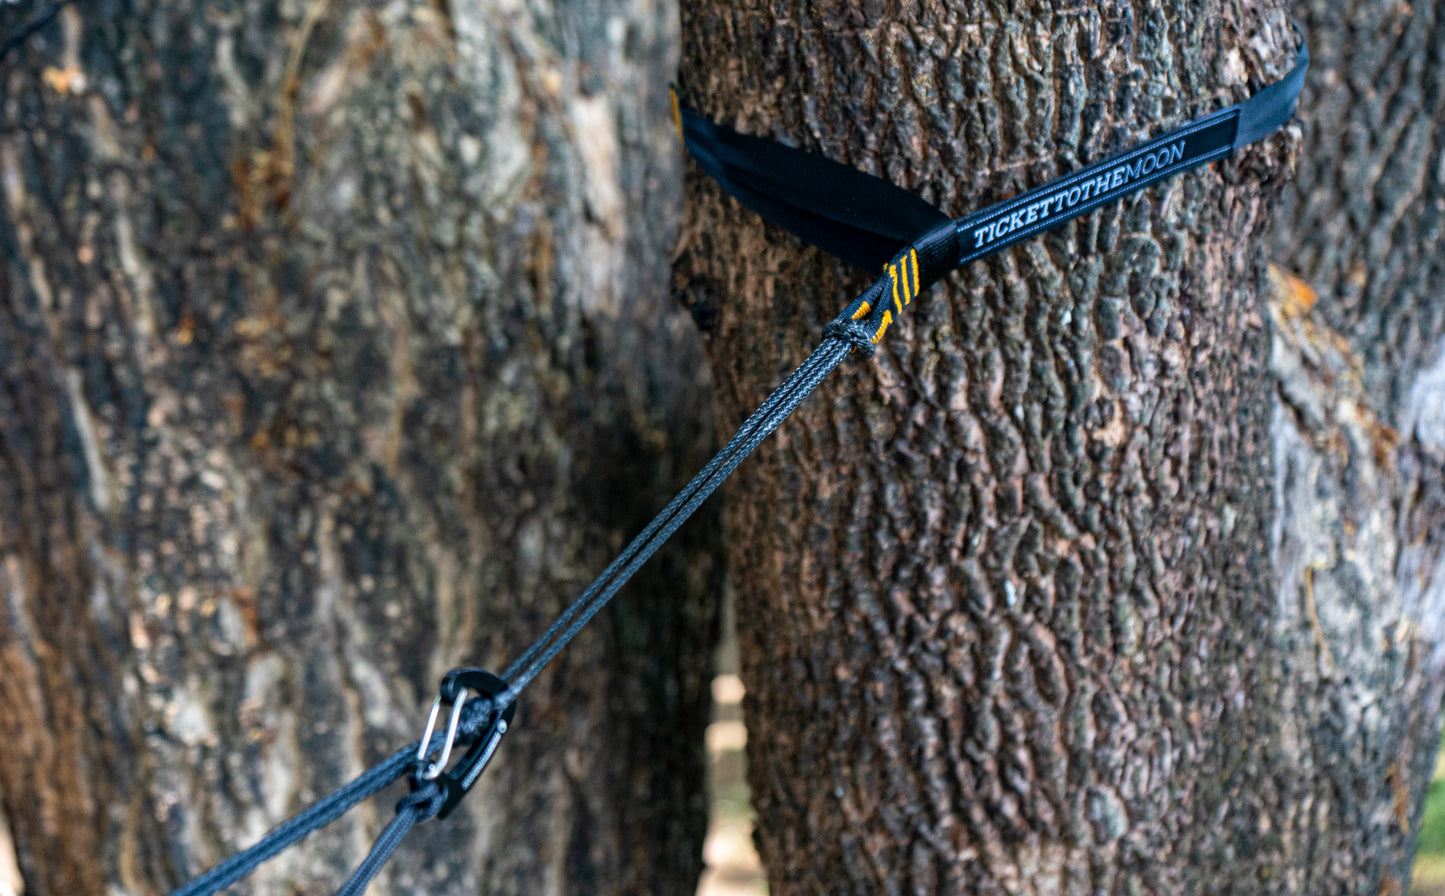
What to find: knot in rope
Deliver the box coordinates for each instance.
[821,318,878,357]
[332,780,446,896]
[398,779,447,820]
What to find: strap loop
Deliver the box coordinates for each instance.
[678,34,1308,280]
[675,89,951,272]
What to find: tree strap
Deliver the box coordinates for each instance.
[677,34,1308,319]
[166,31,1307,896]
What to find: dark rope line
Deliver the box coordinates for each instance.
[167,711,511,896]
[163,293,873,896]
[167,744,419,896]
[331,783,446,896]
[497,331,853,687]
[310,329,859,893]
[499,342,852,701]
[498,326,863,703]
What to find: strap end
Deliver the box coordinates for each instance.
[912,221,962,291]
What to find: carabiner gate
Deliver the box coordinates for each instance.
[412,668,517,819]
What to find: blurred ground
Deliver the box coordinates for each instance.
[1413,732,1445,896]
[697,672,767,896]
[697,594,768,896]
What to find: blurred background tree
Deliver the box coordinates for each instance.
[0,0,721,893]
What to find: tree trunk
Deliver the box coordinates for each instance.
[1273,0,1445,415]
[1264,0,1445,887]
[0,1,717,894]
[681,1,1441,893]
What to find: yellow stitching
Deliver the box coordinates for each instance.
[891,265,902,315]
[900,253,913,304]
[851,300,871,321]
[910,248,920,297]
[669,89,683,140]
[872,310,892,342]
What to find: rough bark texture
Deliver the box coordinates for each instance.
[0,1,718,894]
[680,0,1438,893]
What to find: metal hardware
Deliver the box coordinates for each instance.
[411,668,517,819]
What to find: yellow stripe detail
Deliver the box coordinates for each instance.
[872,310,893,343]
[669,88,683,140]
[910,248,920,298]
[900,253,913,305]
[851,300,871,321]
[890,265,903,315]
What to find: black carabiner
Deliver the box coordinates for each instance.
[412,668,517,819]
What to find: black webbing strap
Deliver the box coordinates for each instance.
[676,103,951,273]
[953,107,1239,269]
[1233,38,1310,149]
[678,34,1308,308]
[166,32,1307,896]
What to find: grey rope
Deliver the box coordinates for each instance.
[332,783,447,896]
[498,331,858,704]
[164,287,875,896]
[167,745,419,896]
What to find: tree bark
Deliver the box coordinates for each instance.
[1272,0,1445,415]
[681,1,1440,893]
[0,1,717,895]
[1264,0,1445,888]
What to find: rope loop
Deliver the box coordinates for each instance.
[398,779,447,821]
